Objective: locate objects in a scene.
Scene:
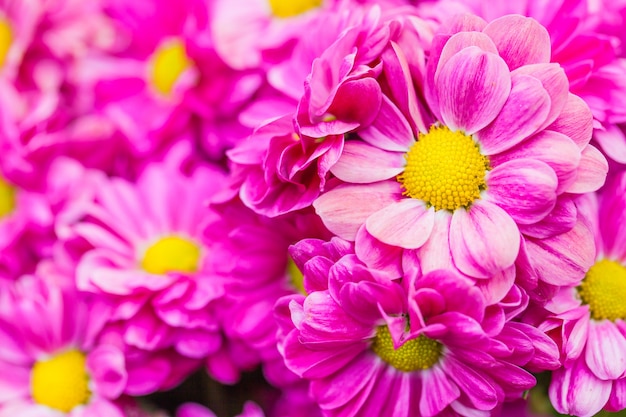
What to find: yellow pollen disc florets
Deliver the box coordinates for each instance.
[150,38,192,96]
[31,349,91,413]
[141,236,201,275]
[398,125,490,211]
[0,18,12,68]
[0,176,16,218]
[371,325,442,372]
[287,256,306,295]
[268,0,322,18]
[578,259,626,321]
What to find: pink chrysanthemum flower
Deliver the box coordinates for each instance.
[537,172,626,416]
[67,162,227,394]
[0,276,128,417]
[80,0,263,158]
[314,14,607,287]
[276,238,559,417]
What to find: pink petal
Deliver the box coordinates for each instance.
[512,63,569,130]
[365,199,435,249]
[492,130,581,194]
[87,345,127,399]
[420,364,461,416]
[354,226,403,277]
[314,181,402,240]
[523,219,595,286]
[486,159,557,225]
[437,47,511,135]
[585,320,626,380]
[435,32,498,78]
[482,15,551,71]
[358,91,415,152]
[442,356,498,410]
[594,124,626,164]
[549,359,612,417]
[565,145,608,194]
[476,74,550,155]
[450,200,520,278]
[546,93,593,149]
[330,141,405,183]
[607,378,626,412]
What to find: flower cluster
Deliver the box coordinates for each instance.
[0,0,625,416]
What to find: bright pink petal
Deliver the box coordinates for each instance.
[512,63,569,130]
[476,74,550,155]
[435,32,498,77]
[437,47,511,135]
[523,219,595,286]
[330,142,404,183]
[585,320,626,380]
[442,356,498,411]
[565,145,608,194]
[486,159,557,225]
[87,345,127,399]
[365,199,435,249]
[549,359,612,417]
[482,15,551,71]
[546,93,593,149]
[314,181,402,240]
[450,200,520,278]
[607,378,626,412]
[359,95,415,152]
[492,130,581,194]
[420,364,461,416]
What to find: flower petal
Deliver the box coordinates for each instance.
[358,95,415,152]
[565,145,608,194]
[331,141,405,183]
[450,200,520,278]
[365,199,435,249]
[547,93,593,149]
[437,47,511,135]
[476,74,550,155]
[482,15,551,70]
[585,320,626,380]
[314,181,402,240]
[486,158,557,225]
[549,359,612,417]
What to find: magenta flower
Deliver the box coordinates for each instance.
[67,162,227,394]
[276,238,559,417]
[538,172,626,416]
[204,198,330,386]
[0,276,127,416]
[314,14,607,287]
[177,401,265,417]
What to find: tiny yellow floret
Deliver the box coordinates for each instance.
[398,125,490,211]
[371,325,442,372]
[0,18,12,68]
[31,349,91,413]
[268,0,322,18]
[578,259,626,321]
[0,176,15,218]
[287,256,306,295]
[142,236,201,275]
[150,38,192,96]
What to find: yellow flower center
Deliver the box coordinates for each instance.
[578,259,626,321]
[31,349,91,413]
[287,256,306,294]
[0,176,16,218]
[150,38,192,96]
[398,125,490,211]
[141,236,201,275]
[0,18,12,68]
[371,325,442,372]
[268,0,322,18]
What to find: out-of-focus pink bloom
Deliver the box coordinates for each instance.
[65,162,227,394]
[0,276,127,417]
[537,172,626,416]
[177,401,265,417]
